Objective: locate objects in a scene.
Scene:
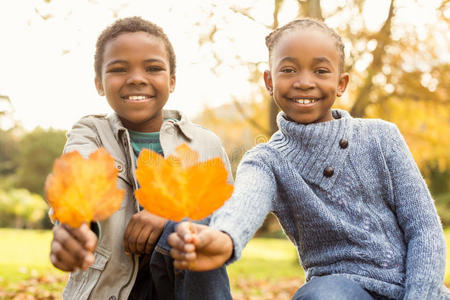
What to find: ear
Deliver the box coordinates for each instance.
[169,74,176,93]
[263,70,273,95]
[95,77,105,96]
[336,73,349,97]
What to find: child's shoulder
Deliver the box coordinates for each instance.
[66,114,110,132]
[240,142,281,167]
[353,116,399,137]
[167,110,226,148]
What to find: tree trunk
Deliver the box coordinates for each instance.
[298,0,323,20]
[269,0,285,135]
[350,0,395,117]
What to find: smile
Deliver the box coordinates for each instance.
[122,95,153,102]
[289,97,321,104]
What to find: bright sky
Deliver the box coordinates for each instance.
[0,0,443,131]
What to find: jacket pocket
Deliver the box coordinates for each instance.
[62,247,110,300]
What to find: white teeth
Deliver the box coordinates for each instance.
[293,98,318,104]
[127,95,148,101]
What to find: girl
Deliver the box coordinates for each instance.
[49,17,233,300]
[168,19,449,300]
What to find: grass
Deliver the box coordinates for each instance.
[0,229,64,283]
[227,238,303,280]
[0,228,449,295]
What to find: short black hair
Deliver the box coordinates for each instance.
[94,16,176,80]
[265,18,345,72]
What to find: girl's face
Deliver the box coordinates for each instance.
[264,29,348,124]
[95,31,175,132]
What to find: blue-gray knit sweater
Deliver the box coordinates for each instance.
[211,110,449,299]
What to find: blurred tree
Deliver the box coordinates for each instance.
[14,128,66,197]
[0,129,19,176]
[0,189,48,229]
[195,0,449,174]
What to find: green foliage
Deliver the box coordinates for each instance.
[436,193,450,228]
[0,189,48,229]
[14,127,66,196]
[0,129,19,177]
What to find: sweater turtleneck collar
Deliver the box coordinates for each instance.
[270,109,353,190]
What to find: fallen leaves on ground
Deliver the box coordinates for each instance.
[0,273,67,300]
[45,148,125,228]
[0,273,302,300]
[230,277,303,300]
[135,144,233,221]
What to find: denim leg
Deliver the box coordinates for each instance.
[151,220,232,300]
[292,275,376,300]
[179,268,233,300]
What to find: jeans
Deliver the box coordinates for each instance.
[292,275,382,300]
[150,220,233,300]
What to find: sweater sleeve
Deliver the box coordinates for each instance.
[383,123,446,299]
[210,147,276,263]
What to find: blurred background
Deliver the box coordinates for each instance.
[0,0,449,299]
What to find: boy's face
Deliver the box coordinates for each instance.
[95,32,175,132]
[264,29,348,124]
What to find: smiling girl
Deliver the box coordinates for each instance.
[169,19,449,300]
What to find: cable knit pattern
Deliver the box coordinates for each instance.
[211,110,449,300]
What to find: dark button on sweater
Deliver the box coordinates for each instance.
[323,167,334,177]
[339,138,349,149]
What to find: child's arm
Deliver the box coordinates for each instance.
[49,117,103,270]
[384,123,446,299]
[50,223,97,272]
[168,222,233,271]
[169,146,276,270]
[123,211,167,255]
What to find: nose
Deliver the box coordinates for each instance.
[292,72,314,90]
[126,70,148,86]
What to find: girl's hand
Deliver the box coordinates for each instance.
[168,222,233,271]
[50,223,97,272]
[124,210,167,255]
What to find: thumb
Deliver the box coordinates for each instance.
[190,225,215,249]
[73,223,97,252]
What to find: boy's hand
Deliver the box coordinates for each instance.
[50,223,97,272]
[124,210,167,255]
[168,222,233,271]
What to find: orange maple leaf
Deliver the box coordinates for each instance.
[135,144,233,221]
[45,148,125,228]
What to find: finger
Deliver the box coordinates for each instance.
[173,259,191,270]
[136,226,152,254]
[126,222,143,255]
[68,223,97,252]
[170,248,196,261]
[50,240,78,272]
[144,230,157,254]
[176,222,194,242]
[56,225,95,269]
[168,232,187,250]
[123,218,137,255]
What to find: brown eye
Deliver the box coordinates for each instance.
[146,66,164,72]
[281,68,295,73]
[315,68,330,74]
[108,67,126,73]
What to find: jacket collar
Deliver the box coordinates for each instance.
[107,109,195,141]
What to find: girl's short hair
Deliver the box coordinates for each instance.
[265,18,345,72]
[94,16,176,79]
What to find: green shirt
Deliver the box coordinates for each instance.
[128,129,163,159]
